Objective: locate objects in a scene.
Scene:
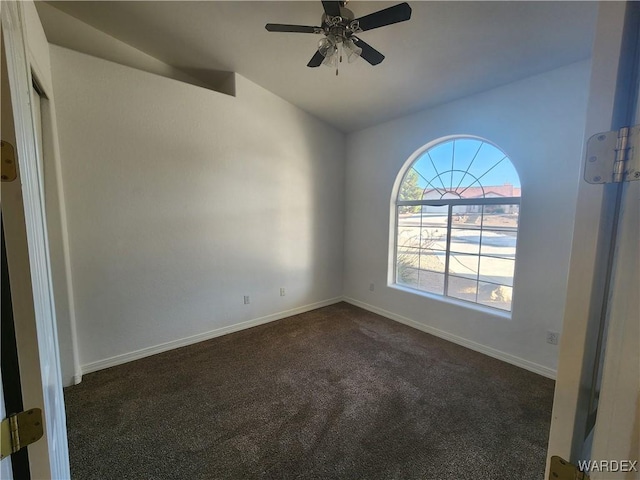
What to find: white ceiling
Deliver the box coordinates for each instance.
[41,1,597,132]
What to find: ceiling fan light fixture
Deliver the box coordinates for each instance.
[343,38,362,63]
[322,52,338,69]
[318,35,337,58]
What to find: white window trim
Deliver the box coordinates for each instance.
[388,283,513,320]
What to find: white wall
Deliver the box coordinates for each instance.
[344,61,592,377]
[50,46,345,372]
[34,2,226,94]
[35,2,233,384]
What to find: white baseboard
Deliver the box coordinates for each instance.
[343,296,556,380]
[81,297,343,376]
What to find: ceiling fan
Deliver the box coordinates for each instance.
[265,1,412,74]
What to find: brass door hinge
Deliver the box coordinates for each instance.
[1,140,17,182]
[0,408,44,459]
[550,456,591,480]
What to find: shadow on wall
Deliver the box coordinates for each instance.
[50,46,347,366]
[176,68,236,97]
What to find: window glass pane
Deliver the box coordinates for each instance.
[398,205,421,216]
[449,170,467,192]
[411,155,440,190]
[456,180,486,199]
[452,140,486,197]
[397,207,420,225]
[482,204,519,229]
[397,247,419,266]
[397,207,420,249]
[466,145,517,191]
[477,283,512,311]
[480,230,517,259]
[419,250,446,273]
[397,213,417,228]
[448,275,477,302]
[452,205,482,229]
[397,226,421,248]
[478,256,515,286]
[421,206,448,250]
[450,228,481,255]
[418,270,444,295]
[448,253,479,280]
[397,265,419,288]
[421,227,447,250]
[421,204,448,221]
[398,168,423,201]
[453,138,482,167]
[427,141,454,177]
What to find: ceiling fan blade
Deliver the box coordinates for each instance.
[354,2,412,32]
[321,1,342,17]
[265,24,320,33]
[307,50,325,68]
[352,37,385,65]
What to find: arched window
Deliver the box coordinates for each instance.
[394,137,520,312]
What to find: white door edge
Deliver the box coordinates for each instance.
[1,2,70,478]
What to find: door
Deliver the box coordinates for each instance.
[1,2,70,478]
[547,2,640,479]
[1,220,21,480]
[0,373,12,480]
[0,371,13,480]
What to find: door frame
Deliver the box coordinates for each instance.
[1,217,31,480]
[588,2,640,474]
[1,2,70,478]
[547,1,639,477]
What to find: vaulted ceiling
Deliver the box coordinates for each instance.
[39,1,598,132]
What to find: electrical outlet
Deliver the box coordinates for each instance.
[546,331,559,345]
[280,288,286,297]
[369,283,375,292]
[243,295,250,305]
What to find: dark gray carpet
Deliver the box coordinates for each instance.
[64,302,554,479]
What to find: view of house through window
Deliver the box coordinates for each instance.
[394,137,521,311]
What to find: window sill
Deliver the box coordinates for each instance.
[387,283,513,320]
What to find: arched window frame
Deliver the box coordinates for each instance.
[391,135,521,313]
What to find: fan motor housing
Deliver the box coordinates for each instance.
[321,7,355,25]
[321,7,357,40]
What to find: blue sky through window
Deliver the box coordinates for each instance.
[406,139,520,198]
